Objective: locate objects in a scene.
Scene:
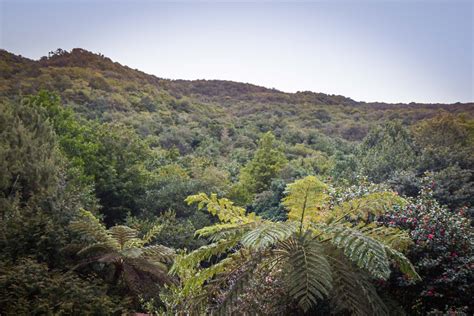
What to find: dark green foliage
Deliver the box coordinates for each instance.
[378,180,474,314]
[358,121,418,183]
[0,258,121,315]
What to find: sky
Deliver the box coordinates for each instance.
[0,0,472,103]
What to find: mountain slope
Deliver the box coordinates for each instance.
[1,48,473,143]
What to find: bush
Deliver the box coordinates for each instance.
[0,258,121,315]
[378,178,474,314]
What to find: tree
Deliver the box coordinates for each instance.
[358,121,418,183]
[230,132,287,204]
[70,210,176,303]
[169,176,419,314]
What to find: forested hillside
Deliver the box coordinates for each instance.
[1,48,473,315]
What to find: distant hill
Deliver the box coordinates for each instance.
[1,48,472,141]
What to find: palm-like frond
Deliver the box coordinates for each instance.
[195,222,255,242]
[69,209,119,250]
[141,224,163,245]
[358,223,413,252]
[319,223,419,280]
[328,252,389,316]
[319,223,393,279]
[213,252,264,315]
[186,193,258,224]
[171,238,240,276]
[329,192,406,222]
[241,221,297,250]
[274,235,333,312]
[108,225,141,250]
[282,176,329,229]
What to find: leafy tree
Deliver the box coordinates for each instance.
[358,121,418,183]
[230,132,287,204]
[169,176,418,314]
[412,114,474,212]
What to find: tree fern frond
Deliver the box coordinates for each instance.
[171,238,240,276]
[186,193,259,224]
[385,247,420,280]
[141,244,175,264]
[76,242,113,257]
[141,224,163,245]
[126,258,175,286]
[241,221,297,250]
[358,223,413,252]
[330,192,406,223]
[180,252,243,298]
[275,235,333,312]
[282,176,330,230]
[213,253,264,315]
[108,225,140,249]
[319,223,392,279]
[328,251,389,316]
[195,222,254,242]
[69,209,119,250]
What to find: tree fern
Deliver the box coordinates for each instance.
[70,210,175,296]
[175,176,420,314]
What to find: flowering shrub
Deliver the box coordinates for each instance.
[378,179,474,314]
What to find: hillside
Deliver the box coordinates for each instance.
[1,48,472,143]
[1,48,473,314]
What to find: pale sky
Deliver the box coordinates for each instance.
[1,0,473,103]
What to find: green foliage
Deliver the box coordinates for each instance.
[0,258,121,315]
[358,121,418,182]
[70,210,175,300]
[276,234,333,312]
[1,49,472,314]
[174,177,418,314]
[378,178,474,314]
[231,132,287,204]
[282,175,329,229]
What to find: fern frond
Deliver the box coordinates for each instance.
[186,193,259,223]
[170,238,240,276]
[241,221,297,250]
[282,176,330,230]
[195,222,254,242]
[275,235,333,312]
[385,247,420,280]
[213,252,264,315]
[76,242,113,257]
[319,223,419,280]
[180,252,243,298]
[141,224,163,245]
[358,223,413,252]
[108,225,140,249]
[141,244,175,264]
[330,192,406,223]
[69,209,119,250]
[328,251,389,316]
[318,223,392,279]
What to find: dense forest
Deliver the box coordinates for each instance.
[1,48,473,315]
